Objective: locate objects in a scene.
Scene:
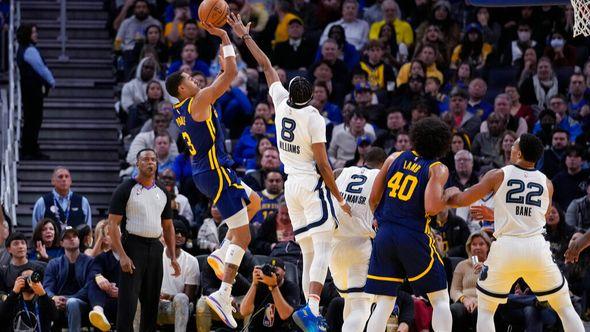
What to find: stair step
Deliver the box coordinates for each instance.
[20,0,104,9]
[45,98,115,107]
[19,160,120,167]
[44,118,119,125]
[37,145,119,161]
[49,86,113,98]
[22,8,107,21]
[51,63,114,79]
[19,187,116,206]
[32,19,106,29]
[46,58,113,66]
[39,122,119,140]
[18,165,121,183]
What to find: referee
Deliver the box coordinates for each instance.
[108,148,181,332]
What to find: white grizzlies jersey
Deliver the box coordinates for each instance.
[493,165,550,238]
[269,82,327,176]
[333,166,379,238]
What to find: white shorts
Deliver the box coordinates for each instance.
[329,236,372,298]
[477,235,569,305]
[285,174,336,241]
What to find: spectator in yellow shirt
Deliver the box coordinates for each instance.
[368,0,413,47]
[273,0,302,46]
[397,44,443,86]
[450,23,493,71]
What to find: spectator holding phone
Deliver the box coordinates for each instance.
[240,258,299,331]
[0,268,58,332]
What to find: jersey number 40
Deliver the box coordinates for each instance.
[388,172,418,201]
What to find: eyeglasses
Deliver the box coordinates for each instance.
[455,158,472,162]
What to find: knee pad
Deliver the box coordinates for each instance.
[225,207,248,229]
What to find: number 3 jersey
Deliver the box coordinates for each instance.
[334,166,380,239]
[172,98,234,175]
[269,82,326,176]
[375,150,439,232]
[493,165,549,239]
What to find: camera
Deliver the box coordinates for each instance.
[22,271,42,291]
[260,264,277,277]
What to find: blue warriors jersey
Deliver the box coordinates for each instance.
[251,190,283,224]
[376,150,441,233]
[172,97,234,174]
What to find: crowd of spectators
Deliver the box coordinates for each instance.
[3,0,590,330]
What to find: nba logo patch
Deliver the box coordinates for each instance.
[263,303,275,327]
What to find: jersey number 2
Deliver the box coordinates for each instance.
[182,132,197,156]
[280,118,296,142]
[388,172,418,201]
[346,175,367,194]
[505,179,543,207]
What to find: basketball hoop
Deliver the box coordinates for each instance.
[571,0,590,36]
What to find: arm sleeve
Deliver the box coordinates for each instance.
[269,82,289,109]
[310,114,327,144]
[32,197,45,229]
[396,291,415,325]
[108,181,134,216]
[23,47,55,87]
[82,197,92,226]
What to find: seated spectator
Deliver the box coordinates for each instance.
[432,208,470,258]
[121,57,169,114]
[534,109,558,147]
[32,167,92,229]
[357,40,396,93]
[196,251,255,332]
[158,220,199,331]
[76,224,93,256]
[243,147,281,192]
[85,220,109,258]
[543,29,577,68]
[442,88,481,140]
[505,84,536,130]
[442,62,472,95]
[533,94,582,142]
[28,219,64,262]
[234,117,268,167]
[0,214,10,268]
[552,145,589,210]
[0,268,58,332]
[393,130,412,153]
[167,43,210,77]
[308,41,351,104]
[240,258,299,331]
[0,233,47,295]
[114,0,161,80]
[197,205,223,254]
[163,0,192,44]
[43,227,93,332]
[86,220,118,331]
[450,23,492,71]
[353,82,385,124]
[520,57,561,110]
[545,202,576,272]
[425,77,449,114]
[139,101,179,141]
[467,78,493,121]
[368,0,413,47]
[126,113,179,165]
[500,21,540,67]
[391,75,431,115]
[271,0,303,46]
[537,129,569,179]
[160,169,194,224]
[344,135,372,167]
[446,150,478,191]
[251,170,284,227]
[516,47,538,87]
[413,24,449,69]
[565,182,590,233]
[397,45,443,87]
[472,112,507,167]
[132,24,169,67]
[474,7,501,47]
[272,17,315,71]
[496,130,518,167]
[373,109,407,154]
[440,131,471,174]
[450,231,492,332]
[169,19,216,64]
[130,131,175,178]
[216,79,254,139]
[245,136,274,172]
[319,0,368,51]
[317,24,361,72]
[568,73,590,129]
[127,80,165,135]
[415,0,460,49]
[311,81,343,126]
[376,19,409,65]
[329,109,376,169]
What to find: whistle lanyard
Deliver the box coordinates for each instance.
[21,298,40,332]
[53,195,70,226]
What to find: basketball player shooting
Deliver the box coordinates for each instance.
[165,21,261,329]
[445,133,584,332]
[228,13,352,332]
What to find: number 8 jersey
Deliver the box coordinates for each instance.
[493,165,549,238]
[376,150,440,232]
[269,82,327,176]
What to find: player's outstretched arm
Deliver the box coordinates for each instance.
[312,143,351,216]
[565,231,590,263]
[227,13,279,86]
[369,153,399,212]
[191,22,237,114]
[446,169,503,208]
[424,163,450,216]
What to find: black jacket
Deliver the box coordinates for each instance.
[272,38,316,70]
[432,214,471,258]
[0,292,58,332]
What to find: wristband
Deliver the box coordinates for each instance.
[222,44,236,58]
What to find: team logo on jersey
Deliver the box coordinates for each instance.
[479,265,489,281]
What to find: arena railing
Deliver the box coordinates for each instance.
[1,0,21,224]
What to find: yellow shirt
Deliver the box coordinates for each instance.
[164,22,184,38]
[450,43,493,67]
[396,62,444,86]
[369,19,414,46]
[273,13,301,46]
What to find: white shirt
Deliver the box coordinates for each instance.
[124,183,169,238]
[493,165,550,238]
[333,166,379,238]
[161,249,199,295]
[270,82,327,176]
[319,18,370,50]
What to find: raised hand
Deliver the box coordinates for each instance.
[227,12,251,38]
[201,21,228,38]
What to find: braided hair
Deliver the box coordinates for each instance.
[287,76,313,109]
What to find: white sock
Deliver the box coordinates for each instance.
[224,244,245,267]
[219,281,233,298]
[218,238,230,257]
[92,306,104,313]
[367,295,396,332]
[428,290,452,332]
[309,294,320,316]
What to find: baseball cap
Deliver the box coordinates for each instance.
[357,135,373,146]
[268,257,285,270]
[466,23,482,34]
[60,226,78,241]
[288,17,303,26]
[354,82,372,93]
[433,0,451,11]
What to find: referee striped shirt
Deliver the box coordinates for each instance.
[108,179,173,238]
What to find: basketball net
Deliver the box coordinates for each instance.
[572,0,590,36]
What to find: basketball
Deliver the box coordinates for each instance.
[198,0,229,27]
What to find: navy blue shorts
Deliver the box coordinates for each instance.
[193,167,250,219]
[365,224,447,297]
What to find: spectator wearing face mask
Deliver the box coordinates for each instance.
[543,30,576,68]
[501,21,541,66]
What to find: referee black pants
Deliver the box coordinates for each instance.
[117,234,163,332]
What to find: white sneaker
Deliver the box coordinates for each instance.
[205,290,237,329]
[207,249,225,280]
[89,309,111,331]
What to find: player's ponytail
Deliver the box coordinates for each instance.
[287,76,313,108]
